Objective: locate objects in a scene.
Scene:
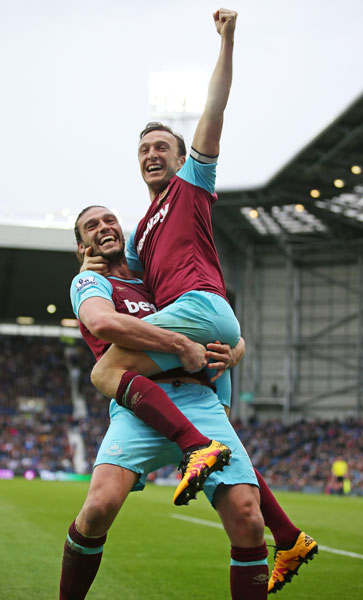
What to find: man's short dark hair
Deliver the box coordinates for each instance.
[139,122,186,157]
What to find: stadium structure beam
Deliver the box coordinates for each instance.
[213,218,244,254]
[294,384,357,409]
[290,237,363,255]
[297,265,360,295]
[253,262,263,401]
[0,250,15,317]
[308,204,363,232]
[238,245,264,421]
[292,403,359,414]
[306,349,357,372]
[283,257,301,422]
[299,122,363,176]
[301,312,358,343]
[230,255,244,422]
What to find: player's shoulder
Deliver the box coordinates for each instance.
[70,270,116,319]
[176,151,218,194]
[71,270,111,291]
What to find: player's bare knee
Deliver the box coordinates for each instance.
[85,501,109,525]
[230,505,264,542]
[79,496,119,534]
[243,510,265,542]
[215,485,265,545]
[240,496,264,533]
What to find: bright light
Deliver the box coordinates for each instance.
[295,204,305,212]
[148,69,208,118]
[61,208,71,217]
[310,189,320,198]
[351,165,362,175]
[249,209,259,219]
[47,304,57,314]
[44,213,54,222]
[61,318,78,327]
[334,179,344,188]
[16,316,34,325]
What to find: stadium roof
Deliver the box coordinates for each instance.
[1,94,363,325]
[0,223,136,326]
[213,92,363,251]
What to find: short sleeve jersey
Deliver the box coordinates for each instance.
[70,270,157,360]
[126,153,227,310]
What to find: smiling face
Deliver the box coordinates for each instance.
[138,129,185,198]
[76,206,125,263]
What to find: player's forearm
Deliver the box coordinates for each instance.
[229,337,246,367]
[205,36,234,118]
[192,36,234,155]
[87,311,193,355]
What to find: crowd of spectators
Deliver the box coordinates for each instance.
[0,335,108,475]
[0,334,362,494]
[0,335,72,414]
[0,411,74,475]
[66,341,110,467]
[233,417,363,494]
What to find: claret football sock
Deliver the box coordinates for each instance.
[116,371,210,452]
[230,543,269,599]
[254,469,300,548]
[59,520,107,600]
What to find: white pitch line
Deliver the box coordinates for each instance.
[316,545,363,559]
[171,514,363,560]
[172,514,224,530]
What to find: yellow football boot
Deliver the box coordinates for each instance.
[173,440,231,506]
[268,531,318,594]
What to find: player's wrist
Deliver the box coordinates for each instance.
[220,36,234,52]
[173,333,193,357]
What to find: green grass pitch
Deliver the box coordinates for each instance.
[1,479,362,599]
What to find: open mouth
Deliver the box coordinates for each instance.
[99,235,116,246]
[146,165,162,173]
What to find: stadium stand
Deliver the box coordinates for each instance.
[0,333,361,494]
[0,94,362,491]
[0,335,108,476]
[233,417,363,495]
[0,412,74,475]
[0,335,72,414]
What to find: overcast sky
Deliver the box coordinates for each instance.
[1,0,363,231]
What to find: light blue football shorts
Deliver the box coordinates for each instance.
[94,383,257,506]
[142,291,241,367]
[142,291,241,407]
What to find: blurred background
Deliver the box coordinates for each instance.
[0,0,362,495]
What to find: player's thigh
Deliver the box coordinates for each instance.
[161,384,259,503]
[95,400,181,492]
[86,463,137,506]
[94,342,162,378]
[77,463,138,534]
[142,291,241,371]
[144,291,240,346]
